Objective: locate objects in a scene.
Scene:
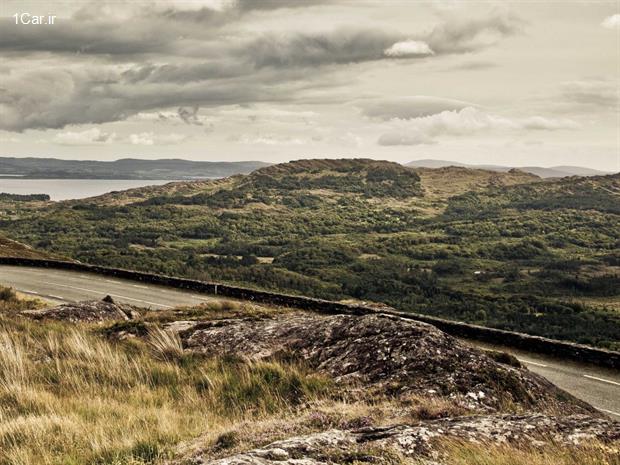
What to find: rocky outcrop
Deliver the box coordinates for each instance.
[22,296,139,323]
[179,313,594,414]
[189,414,620,465]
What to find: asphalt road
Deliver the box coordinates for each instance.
[1,264,618,419]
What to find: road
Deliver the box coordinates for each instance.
[1,264,618,419]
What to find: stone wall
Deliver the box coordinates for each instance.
[1,256,618,369]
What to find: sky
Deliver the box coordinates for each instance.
[1,0,619,171]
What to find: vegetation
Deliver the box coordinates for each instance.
[0,298,333,464]
[0,193,50,202]
[0,293,615,464]
[0,159,618,349]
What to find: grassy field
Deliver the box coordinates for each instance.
[0,287,618,464]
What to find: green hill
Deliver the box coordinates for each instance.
[0,160,618,349]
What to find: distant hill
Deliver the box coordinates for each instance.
[405,159,614,178]
[0,157,270,179]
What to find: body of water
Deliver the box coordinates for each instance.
[0,179,176,201]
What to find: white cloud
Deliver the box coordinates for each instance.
[129,132,187,145]
[361,96,474,120]
[53,128,115,145]
[384,40,434,57]
[521,116,579,130]
[377,107,578,145]
[601,14,620,29]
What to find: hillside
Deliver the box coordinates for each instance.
[0,159,618,349]
[406,159,614,178]
[413,166,541,200]
[0,291,617,463]
[0,157,270,179]
[0,235,51,259]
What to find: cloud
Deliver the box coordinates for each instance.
[377,132,435,146]
[0,5,523,132]
[427,11,522,54]
[233,133,306,145]
[242,30,399,68]
[521,116,578,130]
[447,60,497,71]
[177,106,203,125]
[384,40,434,57]
[376,107,578,145]
[129,132,187,145]
[360,96,474,120]
[601,14,620,29]
[560,79,620,109]
[53,128,115,145]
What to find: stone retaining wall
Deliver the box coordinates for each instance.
[1,256,618,369]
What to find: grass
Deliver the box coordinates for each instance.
[442,441,620,465]
[0,313,332,465]
[0,286,43,312]
[0,289,616,464]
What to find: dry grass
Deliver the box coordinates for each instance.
[442,440,620,465]
[0,314,332,465]
[146,327,184,361]
[0,286,43,312]
[0,294,615,465]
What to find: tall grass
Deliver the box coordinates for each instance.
[0,316,331,465]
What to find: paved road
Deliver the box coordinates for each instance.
[1,264,618,419]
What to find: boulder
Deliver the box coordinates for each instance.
[181,313,595,414]
[21,297,139,323]
[191,414,620,465]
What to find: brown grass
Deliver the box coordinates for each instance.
[442,440,620,465]
[0,313,332,465]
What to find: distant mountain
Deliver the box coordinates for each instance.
[0,157,271,179]
[405,159,613,178]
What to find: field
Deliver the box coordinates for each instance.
[0,159,618,349]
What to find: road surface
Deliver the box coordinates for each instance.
[1,264,618,419]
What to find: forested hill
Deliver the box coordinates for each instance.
[0,159,618,349]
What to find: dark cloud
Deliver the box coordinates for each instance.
[0,3,523,131]
[0,17,180,55]
[177,106,202,125]
[243,30,399,68]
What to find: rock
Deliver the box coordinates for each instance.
[181,313,594,414]
[187,414,620,465]
[21,297,139,323]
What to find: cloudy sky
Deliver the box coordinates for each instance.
[1,0,618,170]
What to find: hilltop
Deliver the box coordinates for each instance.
[412,166,541,200]
[0,159,618,349]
